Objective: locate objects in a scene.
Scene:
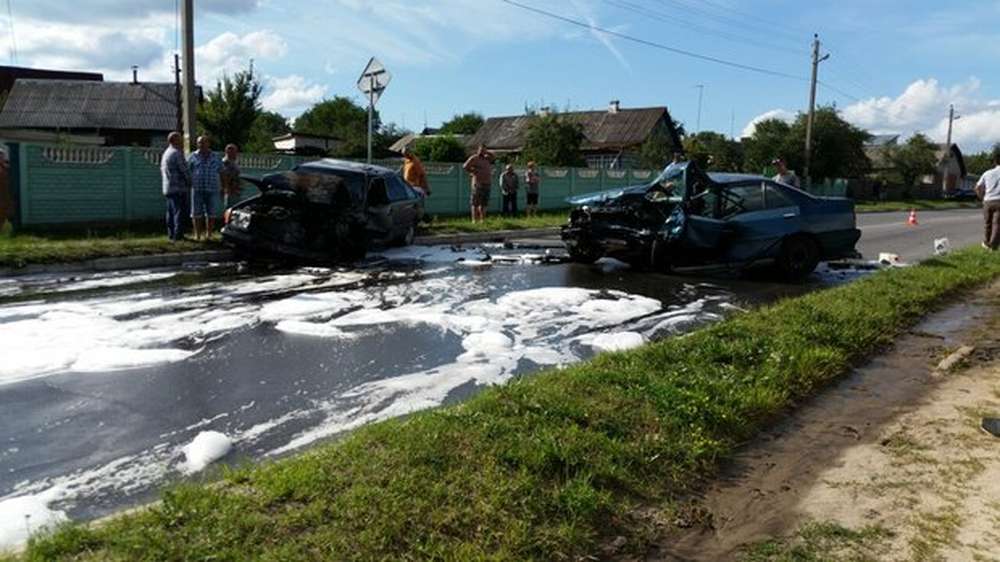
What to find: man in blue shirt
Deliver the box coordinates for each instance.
[160,132,191,242]
[188,136,223,241]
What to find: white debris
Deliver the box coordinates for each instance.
[934,238,951,256]
[180,431,233,474]
[582,331,647,352]
[878,252,903,266]
[0,488,68,550]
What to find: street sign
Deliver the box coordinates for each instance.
[356,57,391,106]
[357,57,392,164]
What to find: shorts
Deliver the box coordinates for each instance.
[471,185,491,207]
[526,192,539,206]
[191,190,220,218]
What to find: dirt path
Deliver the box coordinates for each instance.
[641,282,1000,562]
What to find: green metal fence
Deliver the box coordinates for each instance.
[9,143,850,227]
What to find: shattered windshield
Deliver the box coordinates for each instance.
[648,163,686,202]
[284,166,366,206]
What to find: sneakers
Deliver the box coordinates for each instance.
[983,242,995,251]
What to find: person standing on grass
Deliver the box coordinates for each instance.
[500,164,519,217]
[463,145,495,223]
[772,158,801,188]
[976,150,1000,251]
[524,161,540,217]
[220,144,241,211]
[161,132,191,242]
[402,147,430,196]
[188,136,223,241]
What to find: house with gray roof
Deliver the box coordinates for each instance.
[0,78,196,147]
[467,101,683,169]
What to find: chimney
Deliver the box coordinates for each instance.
[608,100,620,114]
[131,65,139,84]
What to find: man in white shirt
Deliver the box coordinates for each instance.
[976,151,1000,250]
[772,158,800,188]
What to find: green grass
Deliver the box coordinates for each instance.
[6,250,1000,561]
[855,199,980,213]
[743,521,893,561]
[0,226,221,268]
[420,211,568,235]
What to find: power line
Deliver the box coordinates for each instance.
[605,0,803,56]
[502,0,807,82]
[5,0,17,65]
[654,0,807,46]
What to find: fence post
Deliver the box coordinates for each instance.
[17,143,30,226]
[123,148,133,221]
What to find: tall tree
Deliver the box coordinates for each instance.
[683,131,743,172]
[411,135,467,162]
[786,106,871,180]
[197,68,263,149]
[743,118,795,174]
[294,97,378,158]
[521,113,585,167]
[889,133,939,195]
[638,126,681,169]
[245,111,291,154]
[439,112,484,135]
[966,143,1000,176]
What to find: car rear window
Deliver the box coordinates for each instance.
[292,165,366,204]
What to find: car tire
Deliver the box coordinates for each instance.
[567,243,601,264]
[649,239,673,273]
[395,224,416,247]
[338,221,369,263]
[777,235,820,280]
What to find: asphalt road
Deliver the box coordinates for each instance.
[0,209,986,539]
[854,208,984,262]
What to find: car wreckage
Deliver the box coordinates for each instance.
[561,162,861,278]
[222,159,425,262]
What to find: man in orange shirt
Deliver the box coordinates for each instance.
[402,148,430,196]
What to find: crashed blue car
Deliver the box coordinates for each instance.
[560,162,861,278]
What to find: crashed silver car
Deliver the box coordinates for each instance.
[561,162,861,278]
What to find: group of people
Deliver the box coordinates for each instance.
[400,144,542,223]
[160,132,242,242]
[462,145,541,222]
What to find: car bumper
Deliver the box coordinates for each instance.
[222,226,337,262]
[561,223,655,259]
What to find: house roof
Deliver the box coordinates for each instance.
[467,106,679,152]
[0,79,191,132]
[272,132,341,142]
[0,65,102,95]
[388,133,470,154]
[865,133,900,147]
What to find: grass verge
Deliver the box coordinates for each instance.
[7,250,1000,561]
[0,229,221,268]
[419,211,568,234]
[854,199,980,213]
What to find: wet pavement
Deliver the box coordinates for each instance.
[0,243,870,540]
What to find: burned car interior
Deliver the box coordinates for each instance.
[223,160,425,263]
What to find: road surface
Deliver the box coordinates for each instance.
[0,209,987,541]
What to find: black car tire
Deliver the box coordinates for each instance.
[649,239,673,273]
[777,235,820,280]
[567,243,601,264]
[395,224,416,247]
[337,221,369,263]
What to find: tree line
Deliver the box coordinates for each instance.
[198,68,995,186]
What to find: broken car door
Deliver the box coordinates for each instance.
[724,181,801,263]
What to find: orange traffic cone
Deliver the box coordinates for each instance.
[907,208,918,226]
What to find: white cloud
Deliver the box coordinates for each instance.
[261,75,328,116]
[741,109,795,138]
[196,30,288,84]
[841,77,1000,150]
[10,0,258,23]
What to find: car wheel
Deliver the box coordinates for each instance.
[338,222,369,263]
[395,224,416,247]
[649,239,673,273]
[567,243,601,264]
[777,235,819,280]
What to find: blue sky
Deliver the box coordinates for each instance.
[4,0,999,149]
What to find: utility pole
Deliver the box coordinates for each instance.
[730,108,735,140]
[804,33,829,187]
[367,74,374,164]
[945,104,960,147]
[695,84,704,133]
[180,0,196,154]
[173,53,183,134]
